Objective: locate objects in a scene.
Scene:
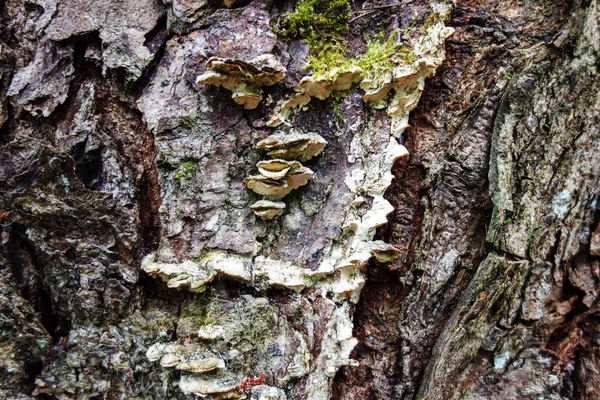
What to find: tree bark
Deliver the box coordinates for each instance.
[0,0,598,399]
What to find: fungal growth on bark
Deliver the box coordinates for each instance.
[196,55,286,109]
[139,1,453,397]
[5,0,595,398]
[256,132,327,161]
[244,131,326,219]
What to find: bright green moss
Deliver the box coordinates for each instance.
[329,97,346,122]
[275,0,350,76]
[306,44,351,76]
[358,30,416,78]
[276,0,417,82]
[175,159,195,179]
[275,0,350,45]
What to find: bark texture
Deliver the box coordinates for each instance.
[0,0,599,399]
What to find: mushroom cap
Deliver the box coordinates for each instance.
[204,55,285,87]
[286,166,313,190]
[330,65,363,91]
[175,358,224,373]
[296,75,331,100]
[232,91,262,110]
[250,200,286,220]
[244,175,290,199]
[196,70,234,89]
[256,159,301,179]
[257,132,327,162]
[196,55,285,110]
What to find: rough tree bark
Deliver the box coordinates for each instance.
[0,0,598,399]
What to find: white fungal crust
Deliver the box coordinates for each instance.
[196,54,285,109]
[141,251,253,292]
[179,375,238,396]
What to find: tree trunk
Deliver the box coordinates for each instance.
[1,0,598,399]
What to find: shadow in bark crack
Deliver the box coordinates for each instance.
[2,223,71,344]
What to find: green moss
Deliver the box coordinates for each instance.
[359,30,416,78]
[306,44,351,76]
[275,0,351,76]
[329,97,346,122]
[276,0,417,83]
[275,0,350,45]
[175,158,196,179]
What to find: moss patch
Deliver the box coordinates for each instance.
[175,159,195,179]
[275,0,350,46]
[275,0,418,85]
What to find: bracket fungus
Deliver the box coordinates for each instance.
[249,199,286,220]
[267,66,362,127]
[256,159,301,179]
[175,358,225,373]
[256,132,327,162]
[244,164,313,200]
[179,375,239,397]
[245,132,326,219]
[196,54,285,109]
[147,343,226,374]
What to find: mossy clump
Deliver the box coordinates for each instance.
[359,30,416,78]
[276,0,416,81]
[275,0,350,45]
[275,0,351,76]
[175,159,195,179]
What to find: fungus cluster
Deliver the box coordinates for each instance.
[268,6,455,136]
[267,67,362,127]
[196,54,285,109]
[142,3,455,398]
[244,132,326,219]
